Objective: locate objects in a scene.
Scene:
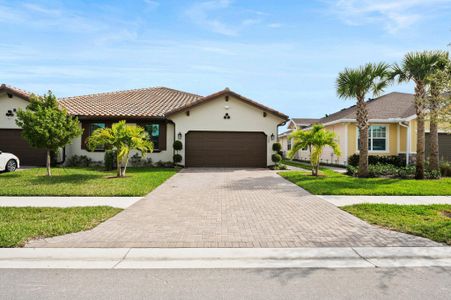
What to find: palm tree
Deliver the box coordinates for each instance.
[87,120,153,177]
[392,51,448,179]
[288,124,340,176]
[336,62,391,177]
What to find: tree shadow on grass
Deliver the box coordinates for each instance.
[29,173,101,185]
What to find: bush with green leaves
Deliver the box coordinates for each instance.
[156,160,175,168]
[348,154,404,167]
[440,161,451,177]
[66,155,93,167]
[271,153,282,164]
[270,164,287,170]
[173,140,183,151]
[272,142,282,152]
[173,154,182,163]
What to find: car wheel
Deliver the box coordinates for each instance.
[6,159,17,172]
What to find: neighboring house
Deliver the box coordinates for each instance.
[281,92,450,165]
[278,118,319,158]
[0,84,288,167]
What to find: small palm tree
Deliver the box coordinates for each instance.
[288,124,340,176]
[392,51,448,179]
[87,121,153,177]
[336,62,391,177]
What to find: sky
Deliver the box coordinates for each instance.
[1,0,451,120]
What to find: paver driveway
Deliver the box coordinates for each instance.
[27,169,438,248]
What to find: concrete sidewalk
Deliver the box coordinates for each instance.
[0,247,450,269]
[0,197,142,208]
[319,195,451,206]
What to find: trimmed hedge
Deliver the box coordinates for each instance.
[271,153,282,163]
[272,142,282,152]
[348,154,404,167]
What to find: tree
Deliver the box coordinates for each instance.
[15,91,82,176]
[392,50,448,179]
[426,54,451,171]
[87,121,153,177]
[288,124,341,176]
[336,62,391,177]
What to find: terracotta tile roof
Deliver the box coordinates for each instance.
[59,86,289,120]
[59,87,203,118]
[0,83,31,100]
[318,92,416,124]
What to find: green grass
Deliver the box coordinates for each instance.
[342,204,451,245]
[0,206,122,247]
[279,161,451,195]
[0,167,177,196]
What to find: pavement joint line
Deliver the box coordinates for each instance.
[112,248,132,269]
[350,247,377,268]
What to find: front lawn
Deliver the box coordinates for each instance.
[280,169,451,195]
[0,206,122,247]
[342,204,451,245]
[0,167,176,196]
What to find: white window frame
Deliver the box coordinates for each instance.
[356,124,389,153]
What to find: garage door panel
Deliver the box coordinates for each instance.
[0,129,47,166]
[186,131,266,167]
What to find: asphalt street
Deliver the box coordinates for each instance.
[1,267,450,300]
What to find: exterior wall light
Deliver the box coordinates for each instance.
[271,133,275,141]
[177,132,182,140]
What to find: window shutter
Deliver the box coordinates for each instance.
[81,122,90,150]
[159,122,167,151]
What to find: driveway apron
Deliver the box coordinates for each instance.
[27,169,439,248]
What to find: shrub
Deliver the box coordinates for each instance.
[367,163,399,178]
[440,161,451,177]
[271,153,282,163]
[270,164,287,170]
[348,154,404,167]
[425,169,441,179]
[346,165,358,176]
[272,142,282,152]
[156,160,174,168]
[129,153,144,167]
[104,150,117,171]
[173,154,182,164]
[66,155,93,167]
[173,140,183,151]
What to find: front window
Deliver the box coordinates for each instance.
[89,123,105,151]
[287,138,292,150]
[144,124,160,150]
[358,125,387,151]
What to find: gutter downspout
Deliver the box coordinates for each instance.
[399,121,410,166]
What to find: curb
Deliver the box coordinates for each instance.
[0,247,450,269]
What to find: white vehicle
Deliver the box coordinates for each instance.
[0,151,20,172]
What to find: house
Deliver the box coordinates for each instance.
[278,118,319,157]
[279,92,450,165]
[0,84,288,167]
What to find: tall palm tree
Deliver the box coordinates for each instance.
[336,62,391,177]
[392,51,448,179]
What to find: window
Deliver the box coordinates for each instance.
[89,123,106,151]
[144,124,160,150]
[358,125,387,151]
[287,138,292,150]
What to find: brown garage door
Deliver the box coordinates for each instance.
[0,129,47,166]
[185,131,267,167]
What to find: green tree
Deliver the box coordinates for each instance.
[288,124,341,176]
[392,50,448,179]
[426,54,451,171]
[15,91,82,176]
[87,121,153,177]
[336,62,391,177]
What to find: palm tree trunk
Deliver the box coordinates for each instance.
[429,96,440,172]
[415,82,426,179]
[46,149,52,177]
[356,97,369,178]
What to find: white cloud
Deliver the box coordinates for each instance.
[21,3,61,16]
[186,0,238,36]
[329,0,450,34]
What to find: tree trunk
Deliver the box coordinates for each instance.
[356,97,369,178]
[122,157,129,177]
[415,82,426,180]
[116,156,121,177]
[46,150,51,176]
[429,96,440,172]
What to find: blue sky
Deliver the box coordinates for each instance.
[1,0,450,119]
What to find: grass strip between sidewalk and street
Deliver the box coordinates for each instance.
[280,160,451,196]
[0,206,122,247]
[342,204,451,245]
[0,167,176,196]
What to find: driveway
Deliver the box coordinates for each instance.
[27,169,438,248]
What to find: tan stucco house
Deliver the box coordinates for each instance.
[279,92,450,166]
[0,84,288,167]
